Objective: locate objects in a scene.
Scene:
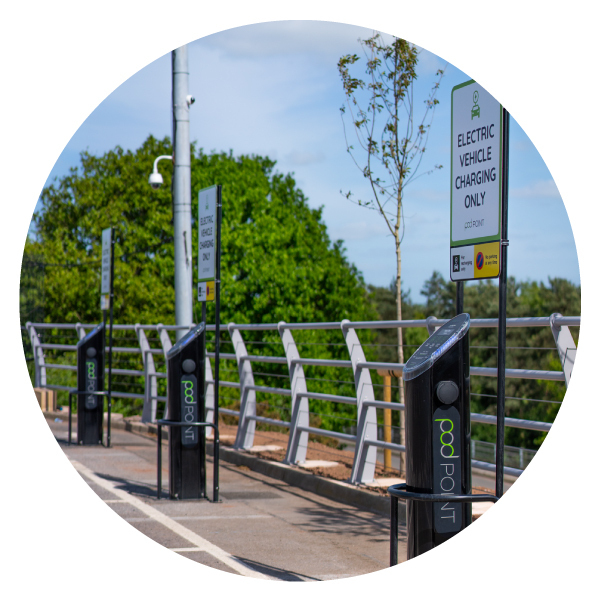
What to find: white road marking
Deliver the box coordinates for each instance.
[70,459,271,580]
[123,515,272,523]
[174,515,272,521]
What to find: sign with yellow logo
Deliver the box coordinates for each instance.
[197,281,215,302]
[450,241,500,281]
[474,242,500,278]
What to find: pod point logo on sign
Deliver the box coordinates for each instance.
[181,374,198,447]
[433,405,462,533]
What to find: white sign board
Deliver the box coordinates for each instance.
[101,227,112,295]
[450,80,504,281]
[198,186,217,301]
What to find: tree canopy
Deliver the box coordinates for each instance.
[21,136,579,452]
[23,135,376,328]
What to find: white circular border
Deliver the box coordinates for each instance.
[2,2,594,597]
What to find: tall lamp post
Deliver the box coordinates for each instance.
[149,45,195,341]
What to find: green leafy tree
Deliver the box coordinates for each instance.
[21,136,377,425]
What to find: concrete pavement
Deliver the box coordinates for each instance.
[48,417,405,581]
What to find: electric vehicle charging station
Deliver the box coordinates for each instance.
[402,313,472,557]
[388,314,497,563]
[75,323,105,445]
[162,322,207,500]
[388,312,497,563]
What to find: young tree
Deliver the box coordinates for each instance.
[338,34,445,473]
[338,34,445,368]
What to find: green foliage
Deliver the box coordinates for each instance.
[22,137,579,453]
[21,136,378,426]
[27,137,375,328]
[29,136,176,325]
[409,272,579,450]
[338,34,443,211]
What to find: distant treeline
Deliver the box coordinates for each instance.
[369,273,580,450]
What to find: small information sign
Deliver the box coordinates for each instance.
[450,80,504,281]
[198,186,217,302]
[197,281,215,302]
[101,227,112,308]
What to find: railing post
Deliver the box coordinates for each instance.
[550,313,577,387]
[75,323,87,341]
[278,322,309,465]
[341,320,378,484]
[137,325,158,423]
[26,322,46,388]
[383,374,392,470]
[425,315,439,336]
[229,324,256,450]
[205,351,215,426]
[157,324,173,420]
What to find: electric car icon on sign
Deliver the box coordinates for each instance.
[471,90,480,120]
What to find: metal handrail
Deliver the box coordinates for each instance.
[31,315,579,331]
[26,315,578,485]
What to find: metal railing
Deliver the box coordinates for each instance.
[24,313,578,485]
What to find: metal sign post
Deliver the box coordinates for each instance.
[198,185,222,502]
[101,227,115,448]
[496,109,510,497]
[450,80,509,498]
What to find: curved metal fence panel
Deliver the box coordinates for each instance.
[24,314,577,485]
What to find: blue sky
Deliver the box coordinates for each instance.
[39,20,578,301]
